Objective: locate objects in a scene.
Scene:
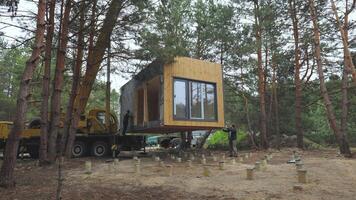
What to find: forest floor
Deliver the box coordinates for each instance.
[0,148,356,200]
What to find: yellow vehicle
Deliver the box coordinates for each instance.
[0,109,145,158]
[0,121,13,149]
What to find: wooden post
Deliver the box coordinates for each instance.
[246,167,254,180]
[261,159,267,171]
[219,161,225,170]
[187,160,192,167]
[245,153,249,159]
[166,165,173,176]
[255,161,261,171]
[221,153,226,161]
[203,165,210,177]
[201,158,206,165]
[85,161,92,174]
[135,163,140,174]
[297,169,307,183]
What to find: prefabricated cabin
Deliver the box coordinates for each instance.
[120,57,224,134]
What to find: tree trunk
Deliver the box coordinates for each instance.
[339,0,352,157]
[39,0,56,165]
[48,0,72,162]
[187,131,192,148]
[330,0,356,85]
[105,41,111,132]
[60,0,85,155]
[87,0,97,71]
[309,0,351,156]
[289,0,303,149]
[271,54,280,149]
[0,0,46,188]
[254,0,268,149]
[65,0,123,157]
[340,67,351,156]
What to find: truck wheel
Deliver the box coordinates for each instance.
[72,141,86,157]
[91,141,108,157]
[160,139,171,149]
[170,138,182,149]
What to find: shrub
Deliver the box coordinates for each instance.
[207,129,248,150]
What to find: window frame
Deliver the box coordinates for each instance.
[173,79,189,120]
[173,77,218,122]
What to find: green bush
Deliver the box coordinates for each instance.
[207,129,248,150]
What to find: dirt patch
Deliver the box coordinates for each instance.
[0,148,355,200]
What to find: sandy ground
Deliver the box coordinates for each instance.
[0,148,356,200]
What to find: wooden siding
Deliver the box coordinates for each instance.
[163,57,224,128]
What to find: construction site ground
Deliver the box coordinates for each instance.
[0,148,356,200]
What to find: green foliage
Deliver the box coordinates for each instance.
[136,0,192,62]
[86,81,120,117]
[207,129,248,149]
[0,40,120,121]
[304,101,335,145]
[207,130,229,147]
[0,42,31,120]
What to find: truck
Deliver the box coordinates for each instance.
[0,109,145,158]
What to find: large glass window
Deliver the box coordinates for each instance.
[174,80,187,118]
[204,84,216,120]
[190,82,203,119]
[173,78,217,120]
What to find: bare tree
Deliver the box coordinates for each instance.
[336,0,354,157]
[60,0,85,155]
[48,0,72,162]
[39,0,56,165]
[288,0,303,149]
[271,54,280,149]
[309,0,351,157]
[330,0,356,85]
[0,0,47,188]
[253,0,268,149]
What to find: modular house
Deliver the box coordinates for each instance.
[120,57,224,134]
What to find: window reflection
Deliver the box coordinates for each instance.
[204,84,216,120]
[173,78,216,120]
[190,82,203,119]
[174,80,187,118]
